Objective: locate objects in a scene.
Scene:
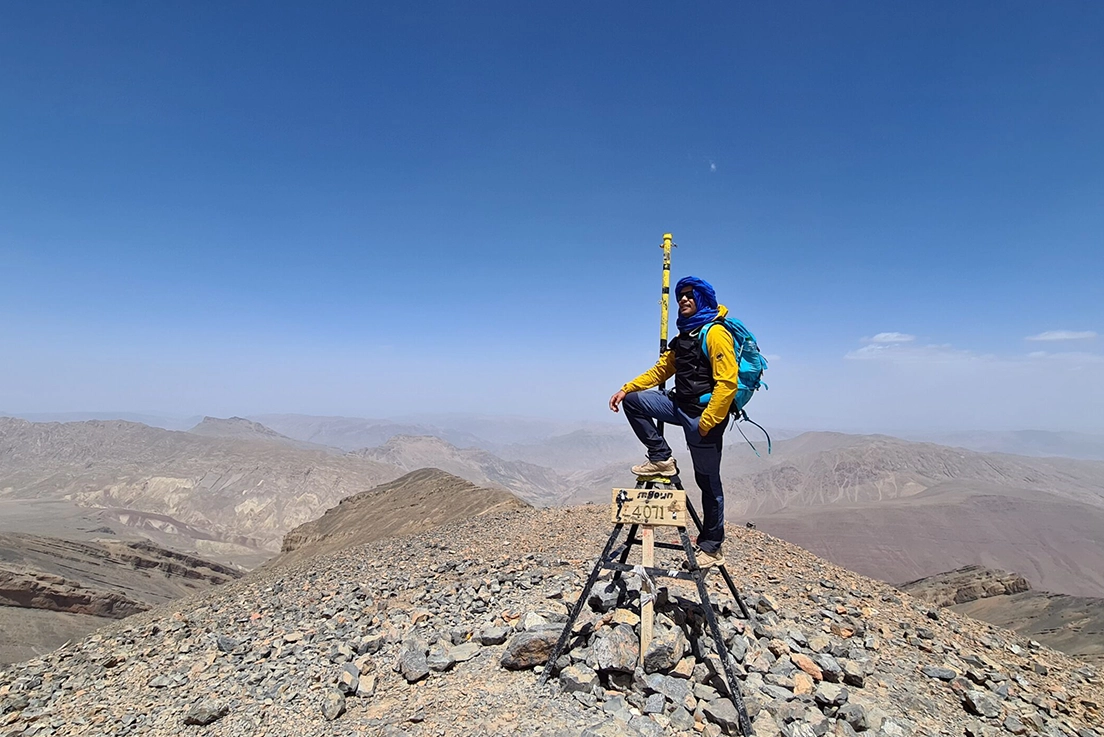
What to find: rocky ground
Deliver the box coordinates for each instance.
[1,505,1101,737]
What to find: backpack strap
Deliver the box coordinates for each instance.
[699,320,743,358]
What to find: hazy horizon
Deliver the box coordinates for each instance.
[5,408,1104,441]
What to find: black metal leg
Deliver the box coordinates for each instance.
[684,497,753,621]
[538,523,625,687]
[678,527,753,736]
[719,566,752,620]
[611,523,639,582]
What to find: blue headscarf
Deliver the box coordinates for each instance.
[674,276,719,333]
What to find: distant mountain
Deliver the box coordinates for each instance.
[7,412,202,431]
[901,566,1104,666]
[917,429,1104,461]
[187,416,335,452]
[720,432,1104,517]
[273,468,528,566]
[348,435,571,507]
[251,414,486,451]
[394,413,615,445]
[494,428,644,472]
[0,417,404,558]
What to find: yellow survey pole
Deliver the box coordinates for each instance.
[657,233,675,437]
[653,230,671,357]
[659,233,674,359]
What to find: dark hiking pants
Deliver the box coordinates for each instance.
[622,389,728,553]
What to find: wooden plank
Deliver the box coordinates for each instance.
[640,526,655,665]
[610,487,687,527]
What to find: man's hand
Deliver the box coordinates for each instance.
[697,419,710,437]
[609,390,626,413]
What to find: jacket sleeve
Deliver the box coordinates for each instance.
[620,350,676,394]
[699,326,739,433]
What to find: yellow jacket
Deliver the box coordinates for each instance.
[620,305,739,434]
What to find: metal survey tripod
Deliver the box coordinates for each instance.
[538,470,754,737]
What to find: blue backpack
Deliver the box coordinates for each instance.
[699,317,771,454]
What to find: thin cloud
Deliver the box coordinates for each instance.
[1027,350,1104,364]
[867,332,916,344]
[1026,330,1097,342]
[845,342,980,363]
[709,159,717,173]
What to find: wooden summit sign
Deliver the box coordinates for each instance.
[610,487,687,527]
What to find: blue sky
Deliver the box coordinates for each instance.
[2,2,1102,432]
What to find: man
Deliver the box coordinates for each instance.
[609,276,738,568]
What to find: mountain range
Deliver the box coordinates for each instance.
[3,412,1103,673]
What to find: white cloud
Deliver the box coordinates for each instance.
[709,160,717,173]
[868,332,916,343]
[1025,330,1097,342]
[845,342,981,363]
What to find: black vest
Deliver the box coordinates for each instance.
[671,326,714,415]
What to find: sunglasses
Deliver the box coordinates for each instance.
[676,291,695,302]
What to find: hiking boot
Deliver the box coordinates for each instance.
[631,458,677,477]
[684,546,724,570]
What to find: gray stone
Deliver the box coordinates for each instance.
[1003,716,1028,735]
[520,611,549,631]
[602,694,631,716]
[703,698,745,734]
[629,714,665,737]
[922,665,957,681]
[670,706,695,731]
[1,694,29,714]
[752,711,783,737]
[589,580,631,612]
[183,701,228,726]
[592,624,639,673]
[380,728,410,737]
[499,631,558,670]
[833,719,859,737]
[815,654,843,683]
[814,683,849,707]
[963,689,1002,719]
[836,703,867,731]
[756,594,779,614]
[560,664,599,694]
[320,690,346,721]
[581,722,628,737]
[479,626,510,646]
[427,645,456,672]
[643,693,665,714]
[337,663,360,695]
[842,660,865,688]
[359,634,385,654]
[450,642,481,662]
[395,646,430,683]
[879,719,908,737]
[356,673,378,698]
[694,682,720,702]
[643,673,694,709]
[643,626,689,673]
[760,684,794,702]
